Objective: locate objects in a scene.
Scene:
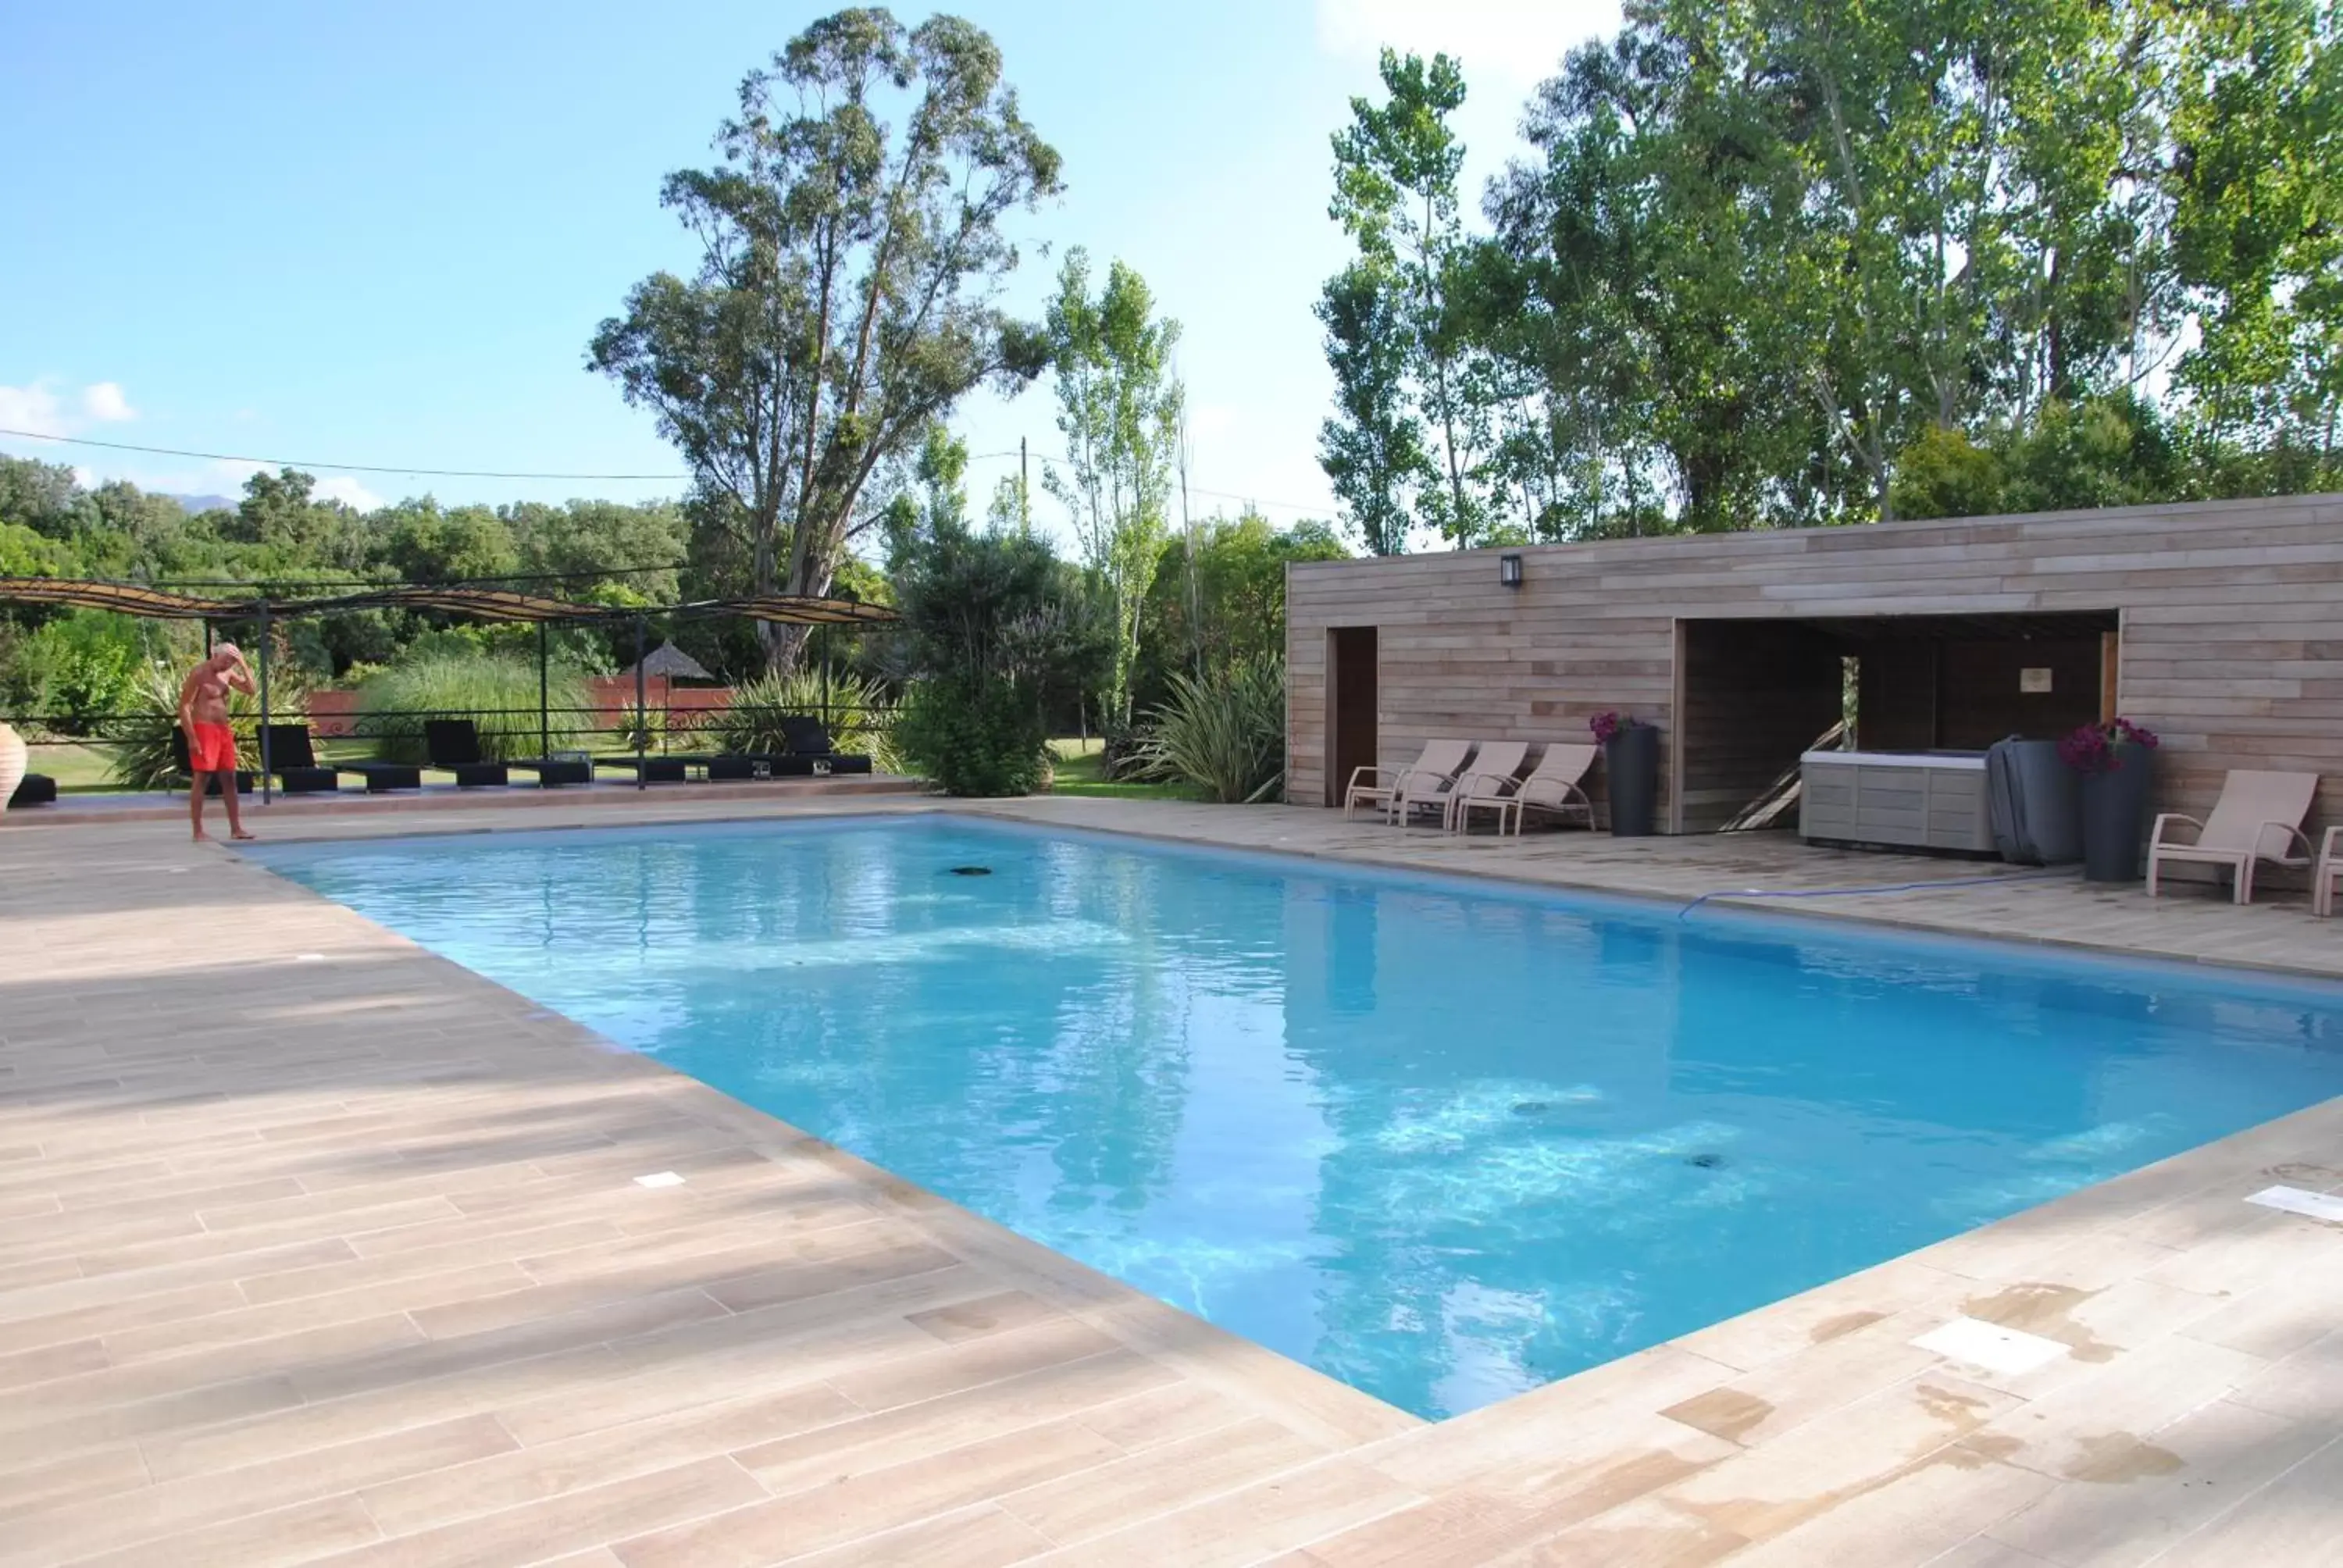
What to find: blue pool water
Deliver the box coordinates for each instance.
[251,818,2343,1419]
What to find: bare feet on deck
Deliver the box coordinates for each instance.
[231,829,257,841]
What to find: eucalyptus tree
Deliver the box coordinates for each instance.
[1042,248,1184,727]
[589,9,1061,671]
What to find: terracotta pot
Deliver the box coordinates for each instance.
[0,723,25,816]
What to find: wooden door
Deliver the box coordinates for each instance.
[1326,626,1378,806]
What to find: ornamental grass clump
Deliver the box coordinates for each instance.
[358,653,591,764]
[719,668,900,773]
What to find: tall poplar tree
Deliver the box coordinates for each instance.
[1042,248,1185,727]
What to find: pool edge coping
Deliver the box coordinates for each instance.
[233,800,2343,1441]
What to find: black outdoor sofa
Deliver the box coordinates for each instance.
[426,719,591,786]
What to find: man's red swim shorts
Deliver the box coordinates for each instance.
[186,722,238,772]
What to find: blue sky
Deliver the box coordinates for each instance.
[0,1,1618,550]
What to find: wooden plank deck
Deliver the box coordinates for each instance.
[2,795,2338,1566]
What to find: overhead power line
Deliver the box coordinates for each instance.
[0,428,690,482]
[2,429,1334,518]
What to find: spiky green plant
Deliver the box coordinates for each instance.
[1133,656,1286,803]
[106,663,310,789]
[718,668,900,774]
[358,654,593,764]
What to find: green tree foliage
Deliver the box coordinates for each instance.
[1131,510,1346,715]
[1323,51,1499,547]
[589,8,1062,672]
[1042,248,1184,726]
[1346,2,2343,540]
[0,455,694,703]
[1316,260,1428,554]
[889,503,1107,794]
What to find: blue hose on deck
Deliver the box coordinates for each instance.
[1677,867,2074,920]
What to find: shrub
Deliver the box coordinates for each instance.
[1133,655,1286,803]
[719,668,900,773]
[897,675,1048,796]
[12,611,148,734]
[358,653,592,763]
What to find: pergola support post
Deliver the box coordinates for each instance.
[633,615,647,792]
[538,620,550,759]
[256,600,273,805]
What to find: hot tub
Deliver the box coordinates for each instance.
[1799,750,1994,854]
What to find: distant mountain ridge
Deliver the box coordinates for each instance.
[165,493,238,515]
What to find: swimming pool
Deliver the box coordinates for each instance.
[252,817,2343,1420]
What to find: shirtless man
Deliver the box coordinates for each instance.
[179,644,257,841]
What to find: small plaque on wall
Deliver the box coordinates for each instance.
[2020,667,2054,693]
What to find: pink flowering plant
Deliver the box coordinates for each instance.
[2058,716,2159,773]
[1589,711,1645,746]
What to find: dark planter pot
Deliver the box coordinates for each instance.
[1604,725,1660,837]
[2078,743,2153,882]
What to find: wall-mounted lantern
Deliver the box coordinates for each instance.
[1499,551,1524,589]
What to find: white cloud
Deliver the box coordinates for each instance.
[311,475,384,511]
[0,378,141,444]
[1314,0,1621,90]
[0,381,70,437]
[81,381,136,422]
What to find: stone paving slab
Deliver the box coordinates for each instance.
[2,797,2338,1565]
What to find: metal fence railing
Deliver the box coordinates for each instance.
[13,697,889,793]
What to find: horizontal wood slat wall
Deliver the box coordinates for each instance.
[1286,494,2343,832]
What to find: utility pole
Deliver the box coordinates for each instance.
[1177,398,1200,676]
[1019,437,1029,535]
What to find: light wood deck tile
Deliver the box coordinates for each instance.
[5,798,2341,1566]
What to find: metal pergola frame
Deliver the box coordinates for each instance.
[0,577,897,800]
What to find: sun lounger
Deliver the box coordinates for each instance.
[1454,743,1597,836]
[260,724,344,794]
[777,716,875,775]
[1444,740,1531,832]
[2316,828,2342,918]
[596,754,694,783]
[1344,739,1472,823]
[426,719,588,787]
[2146,768,2319,904]
[423,720,510,787]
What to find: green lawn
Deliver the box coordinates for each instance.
[1047,737,1206,800]
[21,741,122,792]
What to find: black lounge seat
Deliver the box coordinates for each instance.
[260,725,342,793]
[704,718,873,781]
[427,719,588,787]
[779,715,875,775]
[597,754,694,783]
[423,720,510,787]
[706,754,765,782]
[169,729,255,794]
[9,772,56,807]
